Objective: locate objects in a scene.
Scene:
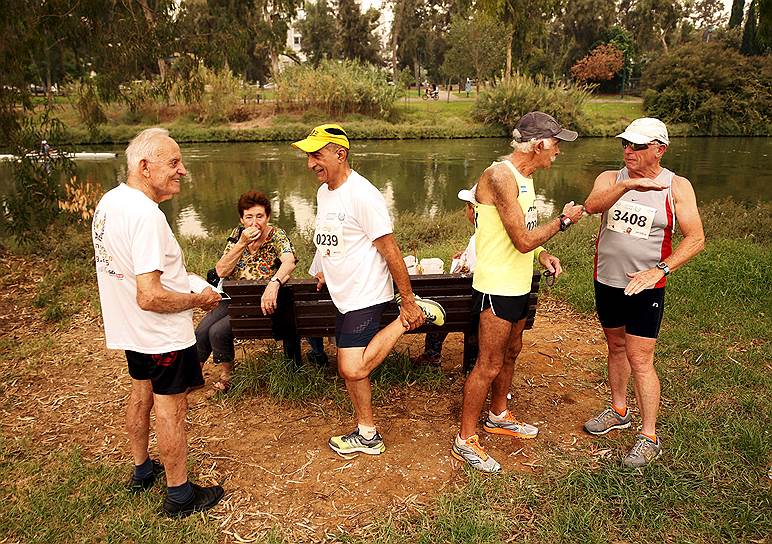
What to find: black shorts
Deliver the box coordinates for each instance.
[125,344,204,395]
[594,280,665,339]
[472,289,529,323]
[335,302,389,348]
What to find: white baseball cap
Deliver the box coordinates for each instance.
[616,118,669,145]
[457,184,477,204]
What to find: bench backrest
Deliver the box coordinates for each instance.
[223,272,540,340]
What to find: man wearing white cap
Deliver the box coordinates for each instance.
[292,123,446,457]
[412,184,478,367]
[583,117,704,467]
[452,111,585,472]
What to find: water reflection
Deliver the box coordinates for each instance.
[0,137,769,236]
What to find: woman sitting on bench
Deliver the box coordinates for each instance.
[195,190,297,395]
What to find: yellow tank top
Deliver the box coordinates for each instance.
[472,160,537,296]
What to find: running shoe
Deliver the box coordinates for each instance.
[622,434,662,468]
[483,411,539,439]
[328,429,386,455]
[451,434,501,473]
[128,459,164,493]
[162,482,225,518]
[395,293,446,326]
[583,406,632,436]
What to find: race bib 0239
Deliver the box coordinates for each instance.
[314,221,345,257]
[607,200,657,239]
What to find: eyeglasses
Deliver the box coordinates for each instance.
[621,139,659,151]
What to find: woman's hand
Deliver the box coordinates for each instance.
[239,226,261,246]
[261,280,280,315]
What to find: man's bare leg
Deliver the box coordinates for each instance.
[337,317,407,427]
[604,327,631,411]
[126,379,154,465]
[489,319,526,414]
[459,310,513,439]
[154,392,189,487]
[625,334,659,437]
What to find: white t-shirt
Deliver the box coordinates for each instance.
[310,171,394,313]
[92,183,195,353]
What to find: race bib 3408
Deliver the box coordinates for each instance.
[607,200,657,239]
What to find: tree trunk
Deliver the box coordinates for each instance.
[505,32,513,81]
[137,0,167,80]
[414,59,420,97]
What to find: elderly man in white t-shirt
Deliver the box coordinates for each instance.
[293,123,446,456]
[92,128,224,517]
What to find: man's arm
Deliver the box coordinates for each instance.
[623,176,705,295]
[136,271,220,313]
[584,170,668,214]
[372,233,425,330]
[483,165,583,253]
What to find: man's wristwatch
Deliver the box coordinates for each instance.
[656,262,670,276]
[270,277,282,286]
[559,214,573,232]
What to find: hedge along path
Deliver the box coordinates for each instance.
[0,251,611,542]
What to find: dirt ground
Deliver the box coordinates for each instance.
[0,252,612,542]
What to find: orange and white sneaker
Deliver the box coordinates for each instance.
[451,434,501,473]
[483,410,539,439]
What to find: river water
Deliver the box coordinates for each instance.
[1,137,769,236]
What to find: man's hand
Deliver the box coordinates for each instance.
[561,200,584,223]
[399,298,425,331]
[197,287,221,311]
[314,271,325,291]
[625,177,668,192]
[538,251,563,278]
[261,281,279,315]
[624,268,665,295]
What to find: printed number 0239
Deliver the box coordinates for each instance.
[315,233,338,246]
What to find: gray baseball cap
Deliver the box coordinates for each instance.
[512,111,578,143]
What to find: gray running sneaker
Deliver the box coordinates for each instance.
[483,410,539,439]
[451,434,501,473]
[584,407,632,436]
[622,434,662,468]
[329,429,386,455]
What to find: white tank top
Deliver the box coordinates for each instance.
[594,167,676,289]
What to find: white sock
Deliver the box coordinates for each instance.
[455,434,468,447]
[488,409,508,422]
[358,423,377,440]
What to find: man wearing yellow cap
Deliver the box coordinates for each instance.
[292,123,446,456]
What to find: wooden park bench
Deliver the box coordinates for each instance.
[223,272,541,372]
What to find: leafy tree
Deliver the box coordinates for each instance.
[620,0,688,54]
[295,0,336,66]
[442,13,505,91]
[560,0,618,70]
[570,44,624,83]
[742,0,761,53]
[742,0,771,53]
[335,0,382,64]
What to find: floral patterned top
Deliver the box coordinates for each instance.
[222,226,296,280]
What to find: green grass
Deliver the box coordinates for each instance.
[0,440,221,543]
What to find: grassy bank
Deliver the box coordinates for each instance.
[1,200,769,543]
[48,98,650,146]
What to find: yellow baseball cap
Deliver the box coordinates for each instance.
[291,123,350,152]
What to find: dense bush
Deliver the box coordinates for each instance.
[642,42,772,135]
[471,73,593,133]
[275,60,400,119]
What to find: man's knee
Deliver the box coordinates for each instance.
[338,360,368,381]
[473,353,505,381]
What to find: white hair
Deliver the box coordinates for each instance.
[125,127,170,175]
[510,137,554,153]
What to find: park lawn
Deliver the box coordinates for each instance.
[1,200,769,543]
[42,97,648,145]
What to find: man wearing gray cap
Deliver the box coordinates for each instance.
[583,117,704,467]
[451,111,584,472]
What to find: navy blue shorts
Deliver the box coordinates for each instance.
[335,302,389,348]
[594,280,665,339]
[125,344,204,395]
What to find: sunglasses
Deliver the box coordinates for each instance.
[621,139,660,151]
